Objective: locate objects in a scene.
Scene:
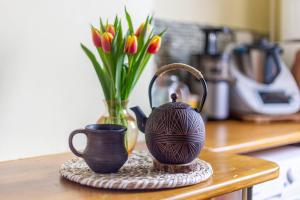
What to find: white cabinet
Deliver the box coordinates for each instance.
[248,146,300,200]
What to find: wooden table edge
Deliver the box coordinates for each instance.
[170,159,279,200]
[0,147,280,200]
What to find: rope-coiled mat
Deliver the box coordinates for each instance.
[60,150,213,190]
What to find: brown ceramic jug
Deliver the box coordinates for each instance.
[131,63,207,164]
[69,124,128,173]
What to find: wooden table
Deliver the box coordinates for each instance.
[0,150,278,200]
[205,120,300,154]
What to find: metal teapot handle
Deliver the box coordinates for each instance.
[148,63,207,113]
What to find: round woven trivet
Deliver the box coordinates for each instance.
[60,151,213,190]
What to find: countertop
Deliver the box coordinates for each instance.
[0,149,278,200]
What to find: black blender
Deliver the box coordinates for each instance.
[192,27,232,120]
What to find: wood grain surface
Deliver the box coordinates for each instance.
[204,120,300,154]
[235,112,300,123]
[0,146,279,200]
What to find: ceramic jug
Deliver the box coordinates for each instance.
[69,124,128,173]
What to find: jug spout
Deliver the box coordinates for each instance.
[130,106,147,133]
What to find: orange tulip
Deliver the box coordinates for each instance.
[91,27,101,47]
[135,23,145,37]
[125,35,138,54]
[100,32,113,53]
[106,24,115,37]
[147,35,161,54]
[135,23,151,37]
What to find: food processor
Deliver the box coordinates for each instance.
[228,39,300,115]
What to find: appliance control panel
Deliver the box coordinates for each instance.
[258,91,291,104]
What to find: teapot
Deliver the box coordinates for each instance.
[131,63,207,164]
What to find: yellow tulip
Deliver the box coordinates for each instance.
[125,35,138,54]
[100,32,113,53]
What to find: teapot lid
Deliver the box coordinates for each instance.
[157,93,191,110]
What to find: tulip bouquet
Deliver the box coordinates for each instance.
[80,9,165,151]
[81,9,165,104]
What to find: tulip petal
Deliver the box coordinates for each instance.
[91,27,102,47]
[125,35,138,54]
[106,24,115,37]
[147,35,161,54]
[101,32,113,53]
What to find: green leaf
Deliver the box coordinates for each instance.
[137,16,149,54]
[99,18,106,33]
[125,7,134,34]
[133,53,151,87]
[115,54,125,98]
[114,23,126,98]
[136,29,153,61]
[117,21,123,51]
[149,15,153,24]
[120,64,129,98]
[96,48,113,77]
[123,35,153,98]
[158,28,168,37]
[111,22,120,58]
[81,43,111,99]
[113,15,119,28]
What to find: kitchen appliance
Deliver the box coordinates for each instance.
[198,27,232,120]
[130,63,207,164]
[228,40,300,115]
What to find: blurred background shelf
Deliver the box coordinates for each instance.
[204,120,300,154]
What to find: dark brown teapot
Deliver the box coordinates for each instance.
[131,63,207,164]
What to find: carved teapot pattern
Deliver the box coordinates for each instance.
[131,63,207,164]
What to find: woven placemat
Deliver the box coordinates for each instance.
[60,151,213,190]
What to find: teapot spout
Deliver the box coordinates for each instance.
[130,106,147,133]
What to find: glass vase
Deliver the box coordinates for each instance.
[97,100,139,153]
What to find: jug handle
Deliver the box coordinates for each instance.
[69,129,87,158]
[148,63,207,113]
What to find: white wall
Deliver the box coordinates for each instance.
[0,0,154,161]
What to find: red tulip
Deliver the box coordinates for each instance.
[91,27,101,47]
[106,24,115,37]
[147,35,161,54]
[125,35,138,54]
[100,32,113,53]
